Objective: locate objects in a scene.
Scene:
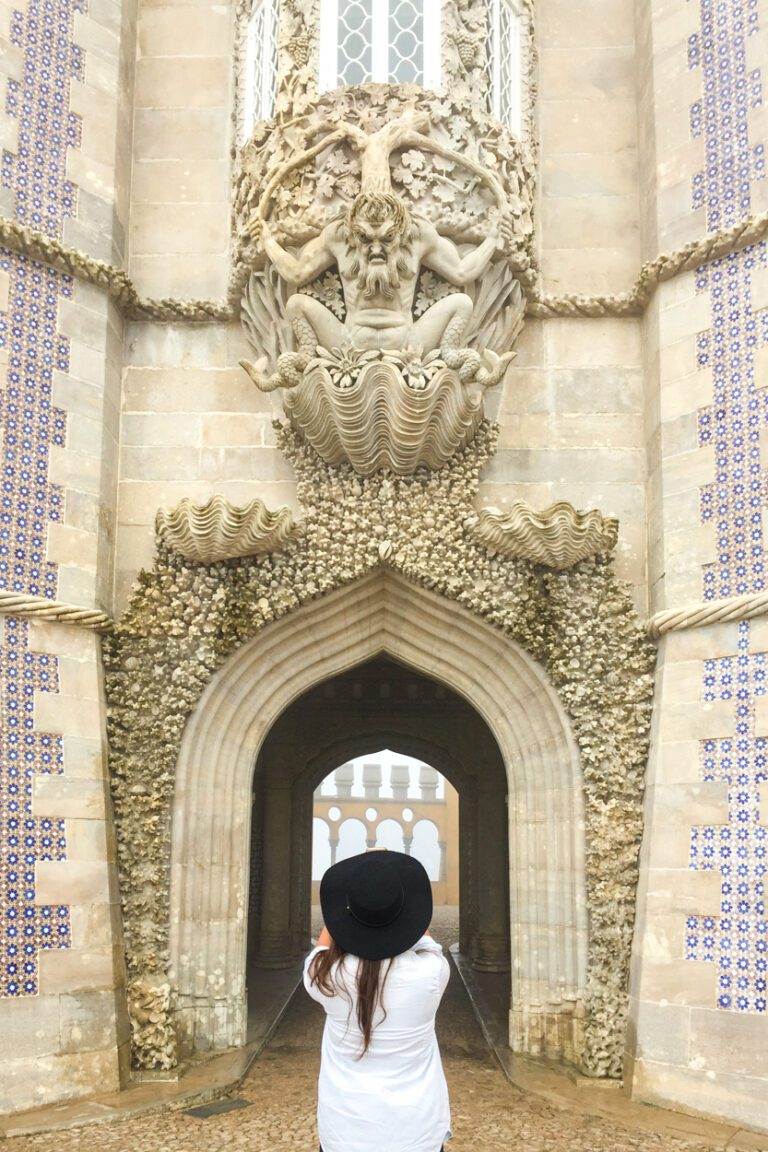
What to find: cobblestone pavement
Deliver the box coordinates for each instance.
[8,908,716,1152]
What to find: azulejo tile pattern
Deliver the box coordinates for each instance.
[691,0,766,602]
[0,0,86,997]
[687,621,768,1014]
[0,617,66,996]
[0,0,84,599]
[685,1,768,1019]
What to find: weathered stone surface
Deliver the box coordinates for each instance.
[104,423,654,1076]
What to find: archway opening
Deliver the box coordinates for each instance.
[169,570,587,1066]
[311,752,460,942]
[244,656,510,1040]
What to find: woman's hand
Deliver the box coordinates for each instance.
[318,925,333,948]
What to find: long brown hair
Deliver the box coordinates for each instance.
[309,941,393,1056]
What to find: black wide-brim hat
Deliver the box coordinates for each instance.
[320,850,432,961]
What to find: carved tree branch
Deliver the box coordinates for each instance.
[396,129,507,210]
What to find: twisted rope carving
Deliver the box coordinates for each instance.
[2,209,768,323]
[647,588,768,639]
[0,589,113,632]
[528,209,768,318]
[4,575,766,641]
[0,217,235,323]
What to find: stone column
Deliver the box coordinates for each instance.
[458,792,477,957]
[362,762,382,798]
[391,763,410,799]
[444,783,460,905]
[334,762,354,797]
[419,764,439,802]
[472,785,510,972]
[252,779,296,968]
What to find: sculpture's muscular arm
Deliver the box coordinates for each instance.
[419,218,498,286]
[262,224,336,286]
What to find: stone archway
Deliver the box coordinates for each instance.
[246,655,511,983]
[168,569,587,1064]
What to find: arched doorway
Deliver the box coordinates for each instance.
[168,571,587,1065]
[245,657,510,983]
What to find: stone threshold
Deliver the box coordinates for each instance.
[448,947,768,1151]
[0,966,302,1140]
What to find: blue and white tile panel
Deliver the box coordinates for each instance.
[691,0,767,602]
[0,0,88,998]
[686,621,768,1016]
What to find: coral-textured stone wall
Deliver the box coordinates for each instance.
[630,0,768,1130]
[0,0,134,1115]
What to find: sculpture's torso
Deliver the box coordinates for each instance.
[328,227,422,349]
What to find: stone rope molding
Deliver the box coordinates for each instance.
[646,587,768,639]
[1,208,767,325]
[2,558,768,643]
[0,588,113,631]
[4,547,768,641]
[0,217,234,323]
[527,209,768,319]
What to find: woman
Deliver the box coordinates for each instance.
[304,849,451,1152]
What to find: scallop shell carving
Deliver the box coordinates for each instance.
[282,362,486,476]
[468,502,619,570]
[155,495,302,563]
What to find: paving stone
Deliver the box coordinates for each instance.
[4,909,724,1152]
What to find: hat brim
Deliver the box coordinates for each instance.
[319,851,433,961]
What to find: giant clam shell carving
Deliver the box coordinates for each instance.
[155,495,302,563]
[281,362,487,476]
[468,502,619,570]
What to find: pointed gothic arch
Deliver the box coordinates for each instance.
[168,568,588,1063]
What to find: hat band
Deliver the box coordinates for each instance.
[346,886,405,928]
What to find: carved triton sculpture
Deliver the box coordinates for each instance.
[241,109,518,393]
[236,85,534,472]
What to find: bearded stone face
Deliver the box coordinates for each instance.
[347,192,413,300]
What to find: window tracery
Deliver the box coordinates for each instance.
[486,0,523,135]
[242,0,279,136]
[318,0,441,91]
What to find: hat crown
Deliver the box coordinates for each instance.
[346,856,405,928]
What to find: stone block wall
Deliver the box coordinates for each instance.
[129,0,232,299]
[115,320,296,609]
[479,0,647,608]
[114,0,299,610]
[0,0,134,1115]
[629,0,768,1130]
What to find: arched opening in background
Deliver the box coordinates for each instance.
[310,752,459,938]
[246,656,511,994]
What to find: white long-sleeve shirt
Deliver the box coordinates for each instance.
[303,934,452,1152]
